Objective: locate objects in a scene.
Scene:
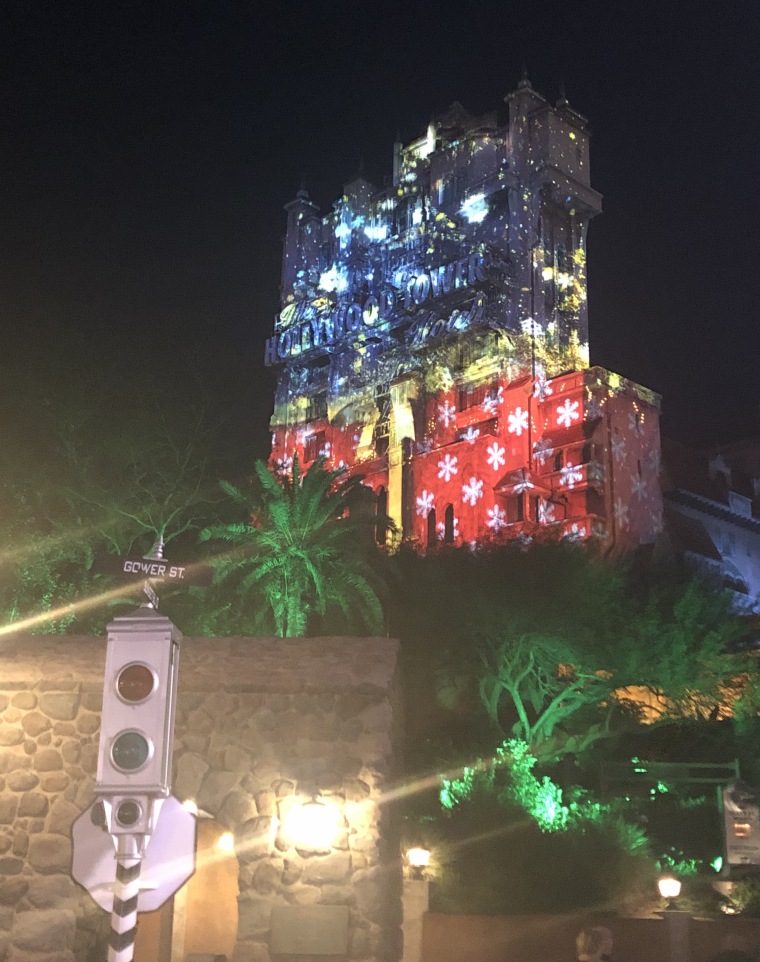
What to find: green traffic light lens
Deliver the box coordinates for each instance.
[116,664,155,703]
[111,731,151,772]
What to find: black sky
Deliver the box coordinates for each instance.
[2,0,759,454]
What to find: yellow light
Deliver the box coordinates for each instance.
[658,876,682,900]
[542,267,554,281]
[407,847,430,868]
[286,796,342,853]
[216,831,235,853]
[181,799,198,815]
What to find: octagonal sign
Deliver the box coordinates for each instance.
[71,794,196,913]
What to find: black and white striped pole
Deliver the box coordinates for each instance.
[108,836,143,962]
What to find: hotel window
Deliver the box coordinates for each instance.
[304,431,325,463]
[306,392,327,422]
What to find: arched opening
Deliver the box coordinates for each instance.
[375,486,388,545]
[444,504,455,544]
[427,508,437,548]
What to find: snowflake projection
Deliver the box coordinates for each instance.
[319,440,332,459]
[556,398,580,428]
[437,453,459,482]
[584,394,603,421]
[437,516,461,540]
[538,499,556,524]
[507,406,529,437]
[628,411,643,436]
[462,476,484,506]
[514,478,534,494]
[564,522,587,541]
[275,454,294,476]
[533,375,553,400]
[533,437,554,466]
[352,432,361,448]
[416,490,435,517]
[486,442,506,472]
[438,400,457,427]
[460,426,480,445]
[559,462,584,489]
[611,437,626,462]
[651,508,663,534]
[647,448,661,473]
[482,386,504,416]
[631,475,648,501]
[486,504,508,531]
[614,498,629,528]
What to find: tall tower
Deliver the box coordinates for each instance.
[266,82,663,551]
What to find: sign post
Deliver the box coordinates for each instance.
[72,539,210,962]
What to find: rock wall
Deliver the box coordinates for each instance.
[0,629,402,962]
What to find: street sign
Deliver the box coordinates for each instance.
[71,795,197,913]
[93,554,214,586]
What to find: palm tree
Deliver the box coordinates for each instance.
[200,456,393,637]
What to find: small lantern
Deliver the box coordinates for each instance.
[658,875,682,908]
[407,847,431,880]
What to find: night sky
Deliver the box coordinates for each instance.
[3,1,759,456]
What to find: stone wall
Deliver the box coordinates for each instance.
[0,628,402,962]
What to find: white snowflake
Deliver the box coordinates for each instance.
[461,476,484,506]
[437,516,461,540]
[559,462,584,489]
[564,522,587,541]
[514,478,534,494]
[628,411,643,436]
[556,398,580,428]
[631,475,647,501]
[486,505,508,531]
[437,453,459,482]
[538,499,556,524]
[416,489,435,517]
[275,454,293,476]
[460,426,480,445]
[584,395,603,420]
[319,440,332,459]
[533,376,553,400]
[486,442,506,472]
[533,437,554,466]
[614,498,629,528]
[481,386,504,416]
[437,400,457,427]
[611,437,626,462]
[647,448,661,473]
[507,406,529,437]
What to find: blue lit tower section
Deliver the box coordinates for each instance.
[266,80,663,551]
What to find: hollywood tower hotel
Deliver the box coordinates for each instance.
[267,77,663,549]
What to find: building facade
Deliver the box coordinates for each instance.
[267,78,663,550]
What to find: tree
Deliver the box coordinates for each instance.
[200,456,392,637]
[474,549,749,762]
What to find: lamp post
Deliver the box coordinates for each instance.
[658,877,689,962]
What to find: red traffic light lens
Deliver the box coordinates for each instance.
[111,731,151,772]
[116,664,155,703]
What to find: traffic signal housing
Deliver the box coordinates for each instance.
[95,607,181,835]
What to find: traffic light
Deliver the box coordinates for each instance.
[95,607,181,835]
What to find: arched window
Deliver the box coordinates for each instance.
[375,486,387,545]
[427,508,437,548]
[444,504,455,544]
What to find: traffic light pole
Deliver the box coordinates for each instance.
[109,835,143,962]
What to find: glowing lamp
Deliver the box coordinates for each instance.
[181,799,198,815]
[658,876,682,906]
[216,831,235,853]
[407,847,430,879]
[287,795,342,853]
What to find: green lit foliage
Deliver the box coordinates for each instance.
[200,456,393,637]
[430,739,654,914]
